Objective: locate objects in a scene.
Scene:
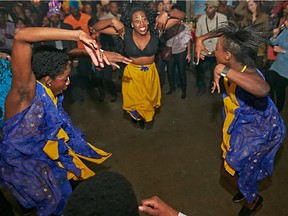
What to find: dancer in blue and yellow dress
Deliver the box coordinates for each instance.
[196,25,286,216]
[93,1,185,128]
[0,27,130,216]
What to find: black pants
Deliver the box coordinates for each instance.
[0,190,14,216]
[266,70,288,112]
[196,56,217,91]
[167,50,187,93]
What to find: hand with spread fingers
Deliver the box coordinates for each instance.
[195,36,211,64]
[139,196,179,216]
[112,18,125,40]
[155,11,169,31]
[78,30,107,68]
[101,50,132,69]
[211,64,224,94]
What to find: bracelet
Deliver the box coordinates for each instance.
[284,50,286,54]
[6,55,10,61]
[178,212,187,216]
[220,66,230,77]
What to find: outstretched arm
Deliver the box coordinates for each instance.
[5,27,103,120]
[93,18,125,38]
[195,31,223,64]
[68,48,132,69]
[156,9,185,30]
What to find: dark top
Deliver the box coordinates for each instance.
[124,27,159,58]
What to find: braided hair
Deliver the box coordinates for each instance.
[215,24,266,68]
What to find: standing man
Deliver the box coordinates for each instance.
[45,0,79,104]
[97,1,121,102]
[157,0,173,88]
[195,0,227,95]
[64,2,92,103]
[45,2,77,52]
[0,8,15,55]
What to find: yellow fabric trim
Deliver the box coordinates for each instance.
[43,140,59,160]
[37,81,58,106]
[240,65,247,73]
[221,79,241,176]
[39,81,111,180]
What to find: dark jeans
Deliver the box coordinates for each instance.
[156,57,167,88]
[94,65,117,98]
[167,50,187,93]
[196,56,217,91]
[266,70,288,112]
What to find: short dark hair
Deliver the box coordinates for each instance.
[64,171,139,216]
[32,45,68,80]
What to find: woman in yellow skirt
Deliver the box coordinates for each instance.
[93,1,185,128]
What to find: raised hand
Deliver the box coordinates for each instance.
[112,18,125,40]
[155,12,169,31]
[78,31,107,68]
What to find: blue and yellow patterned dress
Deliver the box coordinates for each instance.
[221,70,286,204]
[0,82,111,216]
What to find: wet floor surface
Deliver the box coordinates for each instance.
[3,68,288,216]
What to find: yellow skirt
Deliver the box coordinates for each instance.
[122,63,161,122]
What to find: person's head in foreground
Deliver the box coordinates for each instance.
[64,171,139,216]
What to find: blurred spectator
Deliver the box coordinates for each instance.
[11,3,26,21]
[265,2,288,73]
[195,0,227,95]
[149,1,157,13]
[266,18,288,112]
[42,15,50,27]
[64,1,92,103]
[95,2,107,20]
[163,0,173,12]
[0,8,15,55]
[166,5,191,99]
[157,1,164,14]
[14,17,27,29]
[82,2,93,17]
[217,0,237,24]
[240,0,269,71]
[24,7,32,20]
[97,1,121,102]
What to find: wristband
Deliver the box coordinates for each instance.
[178,212,187,216]
[220,66,230,77]
[6,55,10,61]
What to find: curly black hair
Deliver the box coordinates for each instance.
[215,24,266,68]
[32,45,68,80]
[116,1,158,55]
[64,171,139,216]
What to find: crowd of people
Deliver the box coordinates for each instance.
[0,0,287,216]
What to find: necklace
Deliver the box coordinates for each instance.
[206,15,218,32]
[241,65,247,72]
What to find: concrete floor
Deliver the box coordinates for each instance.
[3,67,288,215]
